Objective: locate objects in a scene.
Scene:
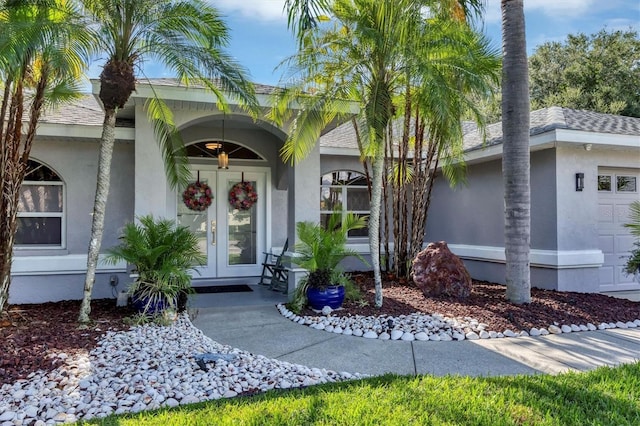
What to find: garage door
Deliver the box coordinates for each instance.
[598,168,640,292]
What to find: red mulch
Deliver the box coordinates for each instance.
[0,299,133,385]
[302,273,640,333]
[2,276,639,385]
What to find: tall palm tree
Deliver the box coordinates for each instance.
[277,0,497,307]
[0,0,91,314]
[78,0,258,324]
[501,0,531,303]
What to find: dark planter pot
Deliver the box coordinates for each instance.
[307,285,345,310]
[131,294,170,315]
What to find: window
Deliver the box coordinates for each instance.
[15,160,64,247]
[320,171,369,237]
[599,174,637,193]
[598,175,611,192]
[617,176,637,192]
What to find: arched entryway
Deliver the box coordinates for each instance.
[176,139,271,281]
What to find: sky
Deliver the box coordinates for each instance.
[98,0,640,87]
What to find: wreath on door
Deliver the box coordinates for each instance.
[183,181,213,211]
[229,181,257,210]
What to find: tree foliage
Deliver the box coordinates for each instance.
[279,0,499,304]
[529,29,640,117]
[78,0,258,324]
[0,0,90,314]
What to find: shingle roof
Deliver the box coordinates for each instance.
[39,95,135,128]
[40,95,104,126]
[463,106,640,152]
[320,107,640,151]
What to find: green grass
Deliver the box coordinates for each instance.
[80,363,640,426]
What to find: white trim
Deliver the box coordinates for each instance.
[555,129,640,148]
[12,254,126,276]
[447,244,604,269]
[320,146,360,156]
[37,123,135,141]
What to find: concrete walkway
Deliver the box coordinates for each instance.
[192,303,640,377]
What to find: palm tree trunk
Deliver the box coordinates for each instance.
[78,108,117,323]
[501,0,531,304]
[370,148,385,307]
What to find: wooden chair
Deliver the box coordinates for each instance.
[259,239,289,292]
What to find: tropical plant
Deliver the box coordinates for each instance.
[287,211,367,313]
[104,215,206,314]
[501,0,531,304]
[0,0,91,314]
[78,0,259,324]
[279,0,495,306]
[623,200,640,276]
[292,211,367,286]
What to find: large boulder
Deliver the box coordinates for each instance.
[411,241,471,298]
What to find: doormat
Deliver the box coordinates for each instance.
[193,284,253,294]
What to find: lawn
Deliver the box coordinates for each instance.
[81,362,640,426]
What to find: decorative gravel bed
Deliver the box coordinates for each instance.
[278,303,640,341]
[279,275,640,341]
[0,315,361,424]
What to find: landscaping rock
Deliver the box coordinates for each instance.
[410,241,472,298]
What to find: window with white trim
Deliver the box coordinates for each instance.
[15,160,64,247]
[320,170,369,237]
[598,174,638,193]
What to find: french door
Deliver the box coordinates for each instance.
[177,169,267,279]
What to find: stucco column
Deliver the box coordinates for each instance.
[286,143,320,296]
[134,105,174,219]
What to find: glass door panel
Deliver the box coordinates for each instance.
[217,172,265,277]
[227,183,258,265]
[177,172,216,277]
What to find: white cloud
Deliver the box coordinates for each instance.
[213,0,287,22]
[524,0,596,15]
[602,18,639,32]
[483,0,597,24]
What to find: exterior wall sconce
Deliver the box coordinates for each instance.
[576,172,584,191]
[584,143,593,151]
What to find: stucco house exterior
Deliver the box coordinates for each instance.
[9,80,640,304]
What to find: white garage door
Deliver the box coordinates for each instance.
[598,168,640,292]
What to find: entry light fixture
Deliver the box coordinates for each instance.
[575,172,584,192]
[218,114,228,169]
[217,149,229,169]
[205,142,221,150]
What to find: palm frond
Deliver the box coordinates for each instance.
[624,200,640,238]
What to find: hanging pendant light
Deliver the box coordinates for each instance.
[218,113,229,169]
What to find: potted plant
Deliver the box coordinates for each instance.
[291,211,368,311]
[624,201,640,281]
[104,215,206,315]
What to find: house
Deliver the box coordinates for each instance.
[427,107,640,295]
[9,80,640,304]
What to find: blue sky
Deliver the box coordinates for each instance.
[113,0,640,86]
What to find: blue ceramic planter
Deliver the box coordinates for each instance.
[307,285,345,310]
[131,295,169,314]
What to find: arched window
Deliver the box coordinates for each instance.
[15,160,64,247]
[320,170,369,237]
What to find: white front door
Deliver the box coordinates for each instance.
[177,169,267,279]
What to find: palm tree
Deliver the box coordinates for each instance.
[278,0,497,307]
[501,0,531,303]
[77,0,258,324]
[0,0,91,314]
